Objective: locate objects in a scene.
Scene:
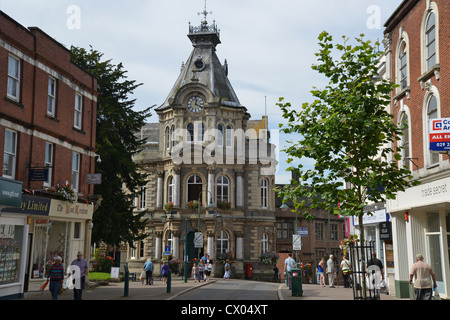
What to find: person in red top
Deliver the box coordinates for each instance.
[47,256,64,300]
[409,254,437,300]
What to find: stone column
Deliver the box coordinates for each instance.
[236,231,244,260]
[207,231,215,260]
[155,231,162,260]
[207,167,215,205]
[173,167,181,207]
[173,231,180,260]
[156,171,164,208]
[236,169,244,208]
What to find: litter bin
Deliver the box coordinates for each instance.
[291,268,303,297]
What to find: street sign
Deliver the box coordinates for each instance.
[87,173,102,184]
[297,227,308,236]
[293,234,302,250]
[194,232,203,248]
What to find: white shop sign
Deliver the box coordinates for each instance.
[353,209,388,226]
[388,177,450,213]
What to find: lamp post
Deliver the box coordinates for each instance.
[197,190,215,260]
[280,202,300,264]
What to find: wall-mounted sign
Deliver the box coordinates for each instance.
[379,221,392,240]
[429,118,450,151]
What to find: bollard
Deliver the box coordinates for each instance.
[124,264,129,297]
[167,269,172,293]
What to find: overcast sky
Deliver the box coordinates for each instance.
[2,0,403,183]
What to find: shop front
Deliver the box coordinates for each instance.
[0,177,25,299]
[24,198,94,292]
[387,177,450,299]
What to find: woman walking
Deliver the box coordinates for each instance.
[317,258,326,287]
[223,259,231,280]
[47,256,64,300]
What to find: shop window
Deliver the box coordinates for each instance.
[0,224,24,285]
[426,212,443,283]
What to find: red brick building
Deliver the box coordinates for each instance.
[383,0,450,299]
[0,11,98,298]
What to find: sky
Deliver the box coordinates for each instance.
[1,0,403,184]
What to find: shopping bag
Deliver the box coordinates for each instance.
[433,288,440,300]
[40,280,49,291]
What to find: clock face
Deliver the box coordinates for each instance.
[187,96,204,113]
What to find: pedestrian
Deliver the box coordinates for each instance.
[161,260,169,285]
[198,259,205,282]
[47,256,64,300]
[326,254,336,288]
[223,259,231,280]
[367,251,384,298]
[283,253,296,287]
[143,258,154,285]
[340,255,352,288]
[409,254,437,300]
[70,251,89,300]
[273,265,280,283]
[192,262,198,282]
[317,258,326,287]
[205,255,213,282]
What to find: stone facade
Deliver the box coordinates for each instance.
[127,14,277,280]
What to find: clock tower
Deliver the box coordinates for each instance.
[130,7,277,280]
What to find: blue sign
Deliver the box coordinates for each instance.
[297,227,308,236]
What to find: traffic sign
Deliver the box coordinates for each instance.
[293,234,302,250]
[194,232,203,248]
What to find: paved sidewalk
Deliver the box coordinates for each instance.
[22,277,409,301]
[23,278,215,300]
[277,282,409,300]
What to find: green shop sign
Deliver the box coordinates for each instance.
[0,177,22,207]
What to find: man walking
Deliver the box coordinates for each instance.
[326,254,336,288]
[143,258,154,285]
[284,253,296,287]
[409,254,437,300]
[70,251,89,300]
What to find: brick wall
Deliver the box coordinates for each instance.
[0,11,97,198]
[385,0,449,170]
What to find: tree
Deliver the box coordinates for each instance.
[70,46,153,248]
[277,31,419,296]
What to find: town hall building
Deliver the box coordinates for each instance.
[126,10,278,279]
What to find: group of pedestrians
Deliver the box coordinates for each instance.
[191,254,215,282]
[45,251,89,300]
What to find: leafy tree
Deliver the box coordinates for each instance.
[277,32,419,296]
[70,46,153,248]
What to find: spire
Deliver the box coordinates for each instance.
[188,0,220,48]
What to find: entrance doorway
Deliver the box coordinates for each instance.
[186,230,203,261]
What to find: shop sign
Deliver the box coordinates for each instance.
[1,195,50,216]
[429,118,450,151]
[49,199,93,220]
[379,221,392,240]
[353,208,388,226]
[0,177,22,208]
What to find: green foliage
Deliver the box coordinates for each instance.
[70,46,153,247]
[277,31,419,223]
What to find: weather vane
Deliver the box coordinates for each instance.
[198,0,212,23]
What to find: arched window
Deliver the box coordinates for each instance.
[261,178,268,208]
[165,127,170,149]
[167,176,174,203]
[216,230,230,254]
[187,123,194,142]
[427,95,439,166]
[261,233,269,254]
[400,112,410,170]
[217,175,229,202]
[226,125,232,147]
[187,174,203,202]
[425,11,436,71]
[399,41,408,90]
[197,122,205,142]
[217,124,224,146]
